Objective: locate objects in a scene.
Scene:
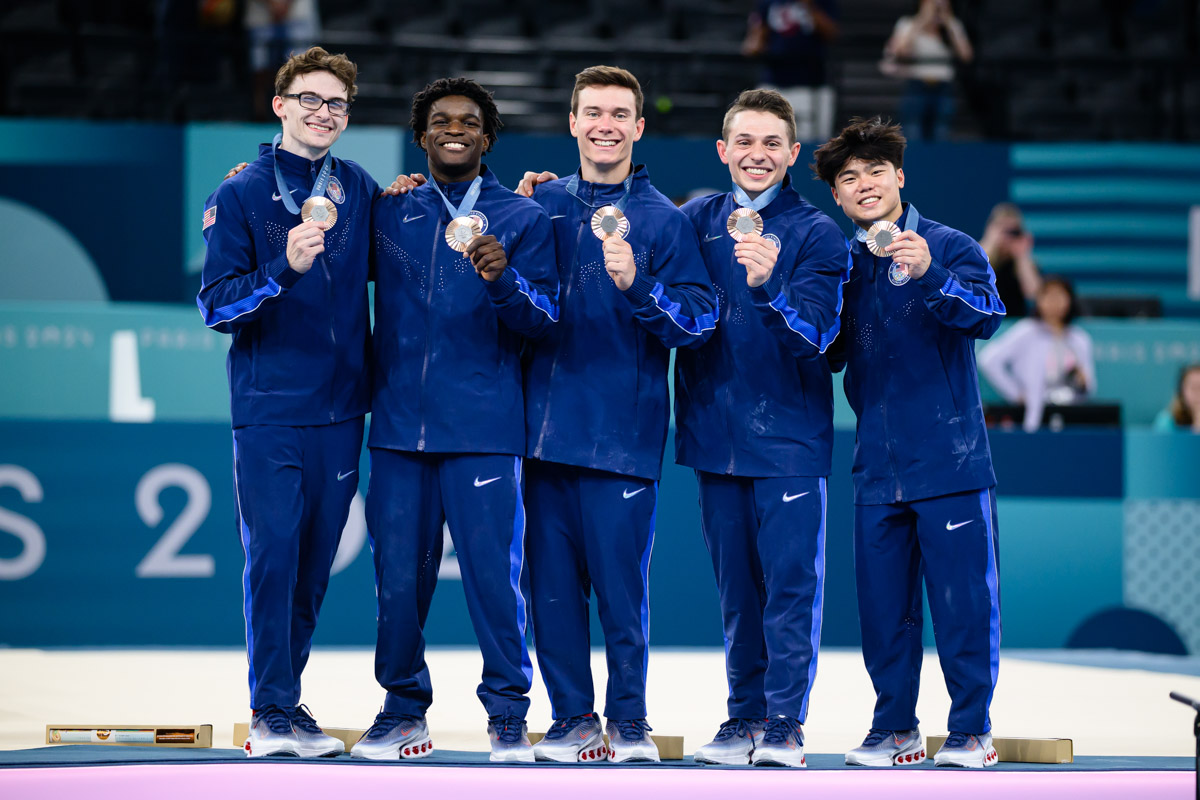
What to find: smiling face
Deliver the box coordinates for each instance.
[717,109,800,199]
[420,95,488,183]
[272,71,349,159]
[570,85,644,183]
[831,157,905,228]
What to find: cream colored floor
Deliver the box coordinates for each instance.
[2,648,1197,757]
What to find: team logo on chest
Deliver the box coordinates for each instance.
[468,209,488,234]
[326,176,345,204]
[888,261,911,286]
[763,233,781,250]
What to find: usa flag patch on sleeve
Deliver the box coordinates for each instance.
[203,206,217,230]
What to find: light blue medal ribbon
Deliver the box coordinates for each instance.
[429,174,484,220]
[565,170,634,212]
[731,180,781,213]
[271,133,333,215]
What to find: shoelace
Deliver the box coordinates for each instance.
[254,704,295,736]
[488,712,526,744]
[289,704,323,734]
[943,732,973,749]
[365,711,422,739]
[761,715,799,745]
[613,719,652,741]
[712,718,756,742]
[861,728,892,747]
[544,713,595,741]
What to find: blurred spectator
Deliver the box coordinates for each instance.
[1154,363,1200,433]
[742,0,840,142]
[979,276,1096,432]
[980,202,1042,318]
[881,0,973,141]
[247,0,321,120]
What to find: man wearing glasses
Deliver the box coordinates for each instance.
[197,46,378,759]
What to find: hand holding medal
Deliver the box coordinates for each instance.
[869,221,931,283]
[465,234,507,282]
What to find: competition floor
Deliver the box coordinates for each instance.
[1,648,1197,798]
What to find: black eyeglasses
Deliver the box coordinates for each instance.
[282,92,352,117]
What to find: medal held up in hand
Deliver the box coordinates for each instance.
[445,215,482,252]
[726,207,764,242]
[591,206,630,241]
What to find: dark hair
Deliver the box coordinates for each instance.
[1169,363,1200,426]
[811,117,906,186]
[722,89,796,145]
[274,46,358,102]
[410,77,502,153]
[571,65,644,119]
[1035,275,1080,325]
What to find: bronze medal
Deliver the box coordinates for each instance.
[727,207,764,242]
[866,220,901,257]
[445,215,482,252]
[301,196,338,228]
[591,206,629,241]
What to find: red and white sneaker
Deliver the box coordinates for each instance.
[934,731,998,768]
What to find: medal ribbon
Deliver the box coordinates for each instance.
[271,133,333,216]
[429,174,484,220]
[566,170,635,212]
[731,180,781,213]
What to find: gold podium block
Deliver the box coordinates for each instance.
[47,724,212,748]
[927,735,1073,764]
[232,723,365,750]
[529,731,684,761]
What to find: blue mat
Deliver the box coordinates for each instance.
[0,746,1191,772]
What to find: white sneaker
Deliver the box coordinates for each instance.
[288,705,344,757]
[533,713,608,762]
[244,705,300,758]
[750,715,806,768]
[350,712,433,760]
[605,719,660,763]
[488,713,535,762]
[934,731,998,768]
[845,727,926,767]
[693,718,764,765]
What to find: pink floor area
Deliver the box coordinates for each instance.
[0,764,1192,799]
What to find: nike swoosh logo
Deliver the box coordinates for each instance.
[946,520,971,530]
[272,189,299,201]
[337,470,356,481]
[704,233,723,241]
[782,491,810,503]
[623,487,647,499]
[403,214,425,223]
[549,214,567,220]
[474,476,502,487]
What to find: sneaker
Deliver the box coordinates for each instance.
[693,718,765,765]
[533,713,608,763]
[349,711,433,760]
[288,704,344,757]
[605,718,660,763]
[751,715,806,768]
[845,728,925,766]
[934,731,998,768]
[488,712,534,762]
[244,704,300,758]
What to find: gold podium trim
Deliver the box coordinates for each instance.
[927,735,1073,763]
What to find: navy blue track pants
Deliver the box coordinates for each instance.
[525,460,656,721]
[366,449,532,719]
[697,471,827,722]
[232,417,364,710]
[854,487,1001,734]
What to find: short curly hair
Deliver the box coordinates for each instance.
[811,117,907,186]
[410,77,502,153]
[274,46,358,102]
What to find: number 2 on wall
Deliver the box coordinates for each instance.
[135,464,215,578]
